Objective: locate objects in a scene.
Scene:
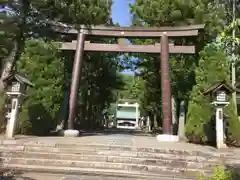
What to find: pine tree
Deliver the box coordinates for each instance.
[16,39,65,135]
[185,43,240,146]
[1,0,121,133]
[129,0,226,127]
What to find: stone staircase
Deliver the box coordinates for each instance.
[0,137,239,179]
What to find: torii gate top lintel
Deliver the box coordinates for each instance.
[56,24,205,37]
[58,24,204,53]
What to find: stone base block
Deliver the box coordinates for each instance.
[60,130,79,137]
[216,142,228,149]
[5,136,16,140]
[156,134,179,142]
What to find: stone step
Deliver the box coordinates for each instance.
[1,151,221,169]
[1,157,212,175]
[14,171,194,180]
[0,144,233,159]
[1,144,236,167]
[0,146,226,162]
[1,163,203,179]
[1,140,233,158]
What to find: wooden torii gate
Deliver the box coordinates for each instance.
[58,24,204,135]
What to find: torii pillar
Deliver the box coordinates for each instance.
[64,31,85,137]
[160,32,173,135]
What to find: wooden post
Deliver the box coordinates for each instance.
[161,33,172,134]
[68,31,85,130]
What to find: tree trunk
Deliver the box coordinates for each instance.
[62,88,69,129]
[87,89,93,129]
[0,0,30,92]
[82,91,87,128]
[153,113,158,128]
[0,41,18,91]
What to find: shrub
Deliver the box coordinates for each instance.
[198,166,231,180]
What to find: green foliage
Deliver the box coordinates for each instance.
[130,0,226,38]
[0,0,113,79]
[170,55,196,101]
[16,107,32,135]
[219,19,240,88]
[186,43,240,145]
[185,85,213,143]
[129,54,162,116]
[116,74,135,99]
[0,92,6,133]
[33,0,112,25]
[16,39,64,135]
[198,166,232,180]
[1,0,123,132]
[0,3,17,68]
[225,99,240,145]
[76,50,125,128]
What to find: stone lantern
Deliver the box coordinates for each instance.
[3,72,34,139]
[203,80,234,149]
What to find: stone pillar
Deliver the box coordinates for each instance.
[172,96,177,125]
[216,107,227,148]
[147,116,151,132]
[160,33,172,134]
[68,31,85,130]
[178,101,186,141]
[172,96,178,134]
[6,98,19,139]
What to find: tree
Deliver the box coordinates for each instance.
[0,0,31,91]
[129,0,226,128]
[1,0,120,133]
[185,43,240,145]
[37,0,122,129]
[16,39,64,135]
[77,51,124,129]
[0,0,113,91]
[33,0,112,26]
[218,19,240,90]
[116,74,135,100]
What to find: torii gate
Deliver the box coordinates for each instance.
[57,24,204,136]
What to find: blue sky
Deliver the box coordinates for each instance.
[111,0,136,74]
[111,0,135,26]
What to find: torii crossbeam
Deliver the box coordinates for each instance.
[57,24,204,135]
